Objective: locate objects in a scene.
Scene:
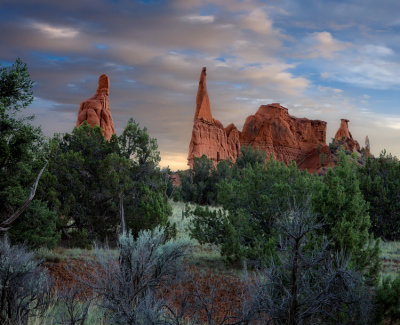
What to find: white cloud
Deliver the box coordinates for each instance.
[305,31,349,59]
[241,8,273,35]
[317,85,343,94]
[181,15,215,24]
[363,44,393,57]
[31,21,79,38]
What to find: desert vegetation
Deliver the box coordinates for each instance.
[2,59,400,324]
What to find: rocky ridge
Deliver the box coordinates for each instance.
[188,67,370,173]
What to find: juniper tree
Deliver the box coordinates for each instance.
[245,202,372,325]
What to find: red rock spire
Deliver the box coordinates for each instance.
[334,119,360,152]
[76,74,115,140]
[334,119,352,140]
[194,67,213,122]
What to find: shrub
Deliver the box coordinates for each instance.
[85,227,188,324]
[0,236,52,324]
[245,202,372,324]
[194,157,323,265]
[9,199,60,249]
[373,274,400,324]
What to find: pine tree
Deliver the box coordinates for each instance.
[314,150,381,283]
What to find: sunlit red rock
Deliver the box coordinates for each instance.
[76,74,115,140]
[187,68,241,168]
[240,103,328,166]
[188,67,366,173]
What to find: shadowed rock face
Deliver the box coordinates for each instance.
[76,74,115,140]
[188,67,367,173]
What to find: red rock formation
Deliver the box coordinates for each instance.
[334,119,360,153]
[187,68,240,168]
[76,74,115,140]
[187,67,365,173]
[240,103,328,166]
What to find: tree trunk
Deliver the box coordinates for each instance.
[288,238,300,325]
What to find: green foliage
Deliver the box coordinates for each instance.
[234,145,265,170]
[188,205,227,246]
[9,200,60,249]
[180,155,215,204]
[314,150,381,283]
[358,151,400,240]
[0,58,58,248]
[373,274,400,324]
[126,182,171,237]
[189,156,323,265]
[181,146,265,205]
[248,203,372,324]
[42,123,122,244]
[42,119,170,245]
[0,58,33,112]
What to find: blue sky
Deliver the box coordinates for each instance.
[1,0,400,169]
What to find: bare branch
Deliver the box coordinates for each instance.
[0,161,47,230]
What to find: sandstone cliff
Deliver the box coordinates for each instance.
[240,103,328,166]
[188,67,367,173]
[76,74,115,140]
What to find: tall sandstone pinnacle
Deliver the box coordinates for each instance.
[76,74,115,140]
[188,67,368,173]
[187,67,240,168]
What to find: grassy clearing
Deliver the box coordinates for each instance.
[35,200,400,279]
[28,303,108,325]
[35,246,118,263]
[169,200,234,273]
[380,240,400,278]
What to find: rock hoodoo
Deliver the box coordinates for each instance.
[334,119,360,153]
[188,67,367,172]
[76,74,115,140]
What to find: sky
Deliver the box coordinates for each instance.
[1,0,400,170]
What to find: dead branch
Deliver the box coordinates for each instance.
[0,161,48,231]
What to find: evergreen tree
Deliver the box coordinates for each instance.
[191,157,323,265]
[42,119,170,245]
[180,154,215,204]
[358,151,400,240]
[0,58,58,248]
[314,150,381,283]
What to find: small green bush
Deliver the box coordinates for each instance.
[9,200,60,249]
[374,274,400,324]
